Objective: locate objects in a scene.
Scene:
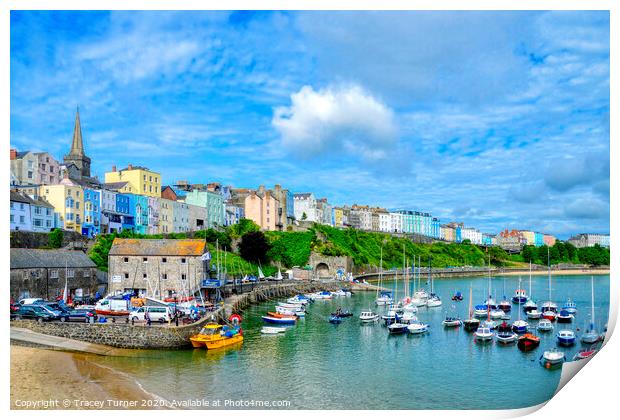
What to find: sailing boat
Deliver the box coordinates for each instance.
[511,277,529,334]
[276,266,283,281]
[258,265,266,282]
[411,255,428,306]
[425,257,442,307]
[375,247,393,306]
[523,261,538,314]
[473,301,494,342]
[463,285,480,332]
[498,278,511,313]
[541,247,557,321]
[486,257,504,319]
[388,246,409,334]
[581,276,600,344]
[361,247,381,321]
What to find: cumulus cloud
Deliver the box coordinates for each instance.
[272,84,399,159]
[564,197,609,219]
[544,151,609,194]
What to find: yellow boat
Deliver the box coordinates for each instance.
[189,323,244,350]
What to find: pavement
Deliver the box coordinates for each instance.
[10,327,131,356]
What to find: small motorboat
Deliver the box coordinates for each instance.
[557,329,576,346]
[473,305,489,318]
[359,311,379,323]
[190,323,244,349]
[498,299,512,313]
[382,309,398,325]
[329,315,343,324]
[512,289,528,304]
[451,291,463,301]
[489,309,505,319]
[287,295,313,305]
[407,321,429,334]
[399,310,418,324]
[275,306,305,317]
[331,289,351,297]
[541,349,566,367]
[375,291,394,306]
[496,330,518,344]
[262,315,296,325]
[500,313,511,321]
[537,319,554,332]
[512,319,529,334]
[482,320,498,330]
[267,312,297,320]
[527,309,542,320]
[426,294,442,308]
[556,309,574,324]
[581,323,601,344]
[311,291,333,300]
[411,290,428,307]
[463,318,480,332]
[496,321,511,334]
[517,333,541,351]
[278,302,305,310]
[523,299,537,313]
[540,301,558,313]
[387,322,409,334]
[442,316,462,328]
[331,309,353,318]
[542,310,557,322]
[261,326,288,334]
[473,326,493,342]
[562,299,577,315]
[573,348,597,360]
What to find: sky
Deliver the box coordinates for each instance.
[10,11,610,239]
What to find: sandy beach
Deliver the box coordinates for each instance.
[10,345,156,410]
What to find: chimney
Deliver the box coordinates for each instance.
[127,164,133,170]
[112,165,117,172]
[10,149,17,160]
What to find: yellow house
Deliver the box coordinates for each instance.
[39,179,84,233]
[104,164,161,198]
[520,230,535,245]
[333,207,344,227]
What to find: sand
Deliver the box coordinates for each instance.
[10,345,157,410]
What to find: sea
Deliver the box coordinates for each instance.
[85,274,610,410]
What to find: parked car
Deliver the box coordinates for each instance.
[22,304,61,319]
[10,302,20,313]
[60,309,98,323]
[19,298,44,305]
[12,306,55,322]
[129,306,173,323]
[42,301,72,316]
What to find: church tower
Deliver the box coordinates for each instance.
[63,107,91,178]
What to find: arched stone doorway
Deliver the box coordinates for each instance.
[316,262,330,278]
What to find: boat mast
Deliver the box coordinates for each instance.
[547,247,551,302]
[468,283,473,319]
[529,260,533,298]
[428,257,432,294]
[517,277,522,321]
[590,276,595,328]
[377,246,383,300]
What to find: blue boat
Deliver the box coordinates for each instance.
[556,330,576,346]
[329,315,343,324]
[262,316,296,325]
[562,299,577,314]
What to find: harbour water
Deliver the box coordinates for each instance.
[86,274,609,410]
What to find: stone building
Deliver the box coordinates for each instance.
[108,238,207,299]
[10,248,99,301]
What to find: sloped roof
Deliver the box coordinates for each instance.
[109,238,206,256]
[10,249,96,269]
[10,191,34,204]
[104,181,128,191]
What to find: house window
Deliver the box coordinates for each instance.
[10,202,13,208]
[143,257,148,263]
[19,216,25,223]
[67,269,75,278]
[162,258,167,263]
[143,273,147,278]
[33,218,42,227]
[181,274,187,280]
[124,273,129,279]
[20,203,24,210]
[162,273,168,280]
[10,215,14,222]
[123,257,129,263]
[50,270,59,278]
[181,258,187,264]
[46,220,51,227]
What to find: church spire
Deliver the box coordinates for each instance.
[70,106,84,155]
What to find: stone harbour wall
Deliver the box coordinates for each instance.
[10,280,348,349]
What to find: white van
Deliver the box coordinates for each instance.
[129,306,173,323]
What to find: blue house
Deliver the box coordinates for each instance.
[455,226,462,243]
[127,194,149,234]
[82,188,101,237]
[116,193,134,232]
[534,232,544,247]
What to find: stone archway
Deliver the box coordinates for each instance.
[316,262,330,278]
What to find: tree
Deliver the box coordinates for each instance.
[521,245,536,264]
[302,212,307,221]
[238,231,271,264]
[227,218,260,238]
[48,229,63,248]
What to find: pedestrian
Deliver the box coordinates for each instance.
[145,311,151,326]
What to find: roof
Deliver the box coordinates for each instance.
[15,151,31,159]
[30,196,54,208]
[294,193,313,199]
[109,238,206,256]
[10,191,34,205]
[10,249,96,269]
[104,181,128,191]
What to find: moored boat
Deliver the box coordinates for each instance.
[388,322,409,334]
[359,311,379,323]
[556,329,576,346]
[537,319,554,332]
[190,323,243,349]
[407,320,429,334]
[511,288,528,304]
[473,325,493,342]
[517,333,541,351]
[262,315,296,325]
[562,299,577,315]
[541,349,565,367]
[526,309,542,320]
[542,310,557,322]
[329,315,343,324]
[556,309,574,324]
[463,285,480,332]
[581,277,600,344]
[573,348,597,360]
[261,326,288,334]
[442,316,462,328]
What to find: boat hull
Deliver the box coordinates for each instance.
[518,335,541,351]
[262,316,296,325]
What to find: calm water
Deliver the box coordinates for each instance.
[88,274,609,410]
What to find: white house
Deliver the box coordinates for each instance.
[389,212,404,233]
[294,193,317,222]
[10,191,33,231]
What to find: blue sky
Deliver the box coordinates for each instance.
[10,11,610,239]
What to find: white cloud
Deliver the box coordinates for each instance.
[272,84,398,161]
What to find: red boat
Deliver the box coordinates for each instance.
[266,312,297,320]
[517,333,541,351]
[574,348,597,360]
[542,311,557,322]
